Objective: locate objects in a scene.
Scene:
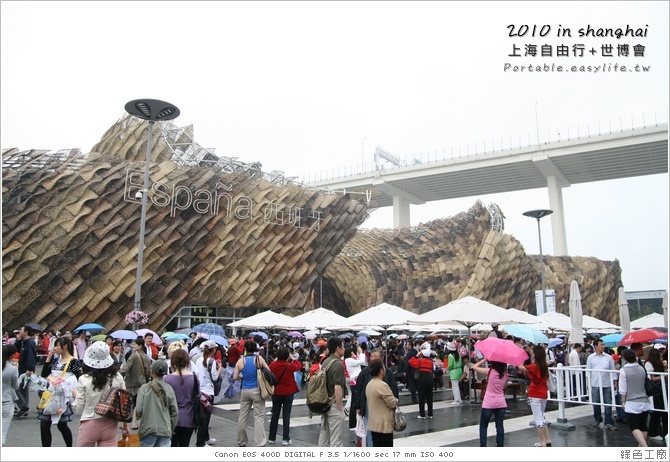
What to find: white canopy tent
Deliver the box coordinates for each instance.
[227,310,294,329]
[630,312,666,330]
[538,312,572,332]
[276,307,349,332]
[582,315,619,333]
[343,302,419,331]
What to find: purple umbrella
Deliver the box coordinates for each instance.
[287,331,303,338]
[357,335,368,344]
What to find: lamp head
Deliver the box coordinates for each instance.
[523,209,553,220]
[125,99,180,121]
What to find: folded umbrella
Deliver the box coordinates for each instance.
[474,337,529,366]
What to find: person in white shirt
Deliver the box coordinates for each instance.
[568,343,583,396]
[586,339,618,430]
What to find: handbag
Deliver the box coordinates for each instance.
[546,372,557,393]
[256,356,276,399]
[117,433,140,447]
[480,370,491,401]
[94,376,134,422]
[393,409,407,432]
[644,368,662,397]
[38,357,71,410]
[192,373,206,426]
[200,392,213,414]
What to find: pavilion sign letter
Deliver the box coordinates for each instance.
[123,167,323,230]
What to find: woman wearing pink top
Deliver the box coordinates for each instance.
[471,359,508,447]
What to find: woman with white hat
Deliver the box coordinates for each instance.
[74,341,127,446]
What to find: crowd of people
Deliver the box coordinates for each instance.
[1,322,668,448]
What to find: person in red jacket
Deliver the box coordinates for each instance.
[408,348,435,419]
[267,346,303,445]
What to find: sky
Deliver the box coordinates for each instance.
[1,1,668,297]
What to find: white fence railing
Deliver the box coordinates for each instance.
[547,364,668,426]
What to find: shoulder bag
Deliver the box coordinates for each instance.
[38,357,71,411]
[94,377,134,422]
[256,355,277,399]
[192,372,206,426]
[644,367,662,396]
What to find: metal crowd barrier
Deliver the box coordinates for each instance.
[547,364,668,429]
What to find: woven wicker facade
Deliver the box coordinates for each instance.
[2,116,624,333]
[323,201,623,323]
[2,116,370,332]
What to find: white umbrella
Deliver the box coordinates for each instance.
[343,302,418,330]
[470,308,543,331]
[227,310,294,329]
[538,311,572,332]
[568,280,584,345]
[582,315,619,333]
[618,287,631,335]
[277,307,348,331]
[410,296,517,327]
[630,312,666,330]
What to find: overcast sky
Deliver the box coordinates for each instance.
[2,1,668,296]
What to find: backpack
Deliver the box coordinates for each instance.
[94,385,134,422]
[207,358,223,396]
[306,358,337,415]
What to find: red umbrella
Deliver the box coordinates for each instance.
[618,328,667,346]
[473,337,529,366]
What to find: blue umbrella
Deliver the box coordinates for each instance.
[74,323,105,333]
[249,331,269,340]
[207,334,229,347]
[110,329,139,340]
[164,333,190,342]
[503,324,550,345]
[600,333,624,348]
[548,338,564,349]
[192,323,225,337]
[357,335,368,344]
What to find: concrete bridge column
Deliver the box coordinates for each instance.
[547,175,569,256]
[393,195,411,228]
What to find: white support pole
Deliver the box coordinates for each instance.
[392,195,410,228]
[547,175,568,256]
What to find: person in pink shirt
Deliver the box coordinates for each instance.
[471,359,508,447]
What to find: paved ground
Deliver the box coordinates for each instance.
[4,373,667,449]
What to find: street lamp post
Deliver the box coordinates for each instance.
[124,99,180,329]
[523,209,553,315]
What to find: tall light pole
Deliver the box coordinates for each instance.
[523,209,553,315]
[124,99,180,329]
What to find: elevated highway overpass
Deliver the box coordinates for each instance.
[306,123,668,256]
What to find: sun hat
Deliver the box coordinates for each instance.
[83,341,114,369]
[446,342,457,351]
[201,340,217,350]
[151,359,168,376]
[421,347,431,357]
[229,339,237,345]
[491,322,500,327]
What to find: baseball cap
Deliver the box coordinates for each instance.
[151,359,168,376]
[491,322,500,327]
[446,342,457,351]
